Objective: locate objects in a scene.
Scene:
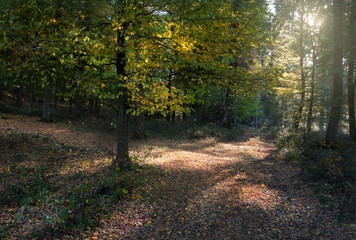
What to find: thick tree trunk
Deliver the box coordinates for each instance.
[326,0,344,143]
[307,46,317,133]
[347,0,356,140]
[42,78,52,122]
[115,1,130,168]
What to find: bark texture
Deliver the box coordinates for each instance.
[325,0,344,143]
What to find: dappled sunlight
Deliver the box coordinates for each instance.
[142,135,274,173]
[240,184,282,210]
[1,114,355,239]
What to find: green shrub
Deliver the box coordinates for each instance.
[1,166,51,206]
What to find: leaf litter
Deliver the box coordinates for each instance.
[0,113,355,239]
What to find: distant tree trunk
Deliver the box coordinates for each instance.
[115,0,130,168]
[253,92,260,128]
[183,112,187,120]
[94,97,101,115]
[0,81,3,100]
[132,83,147,139]
[88,95,94,112]
[294,0,306,132]
[166,75,172,122]
[319,68,328,132]
[222,87,233,128]
[347,0,356,140]
[16,81,23,107]
[0,88,3,101]
[54,92,58,110]
[347,60,355,140]
[29,83,34,113]
[69,97,73,114]
[42,77,52,122]
[75,90,83,115]
[172,110,176,123]
[133,113,146,139]
[326,0,344,143]
[307,46,317,133]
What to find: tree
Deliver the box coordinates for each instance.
[325,0,344,143]
[347,0,356,140]
[115,0,130,168]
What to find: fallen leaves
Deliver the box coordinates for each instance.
[1,114,355,239]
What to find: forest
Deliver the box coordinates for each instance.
[0,0,355,239]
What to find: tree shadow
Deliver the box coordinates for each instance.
[1,130,355,240]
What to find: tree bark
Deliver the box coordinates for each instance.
[347,0,356,140]
[42,77,52,122]
[115,0,130,168]
[16,80,23,107]
[294,0,305,132]
[69,97,73,114]
[166,75,172,122]
[29,83,34,113]
[220,87,233,128]
[133,113,147,139]
[307,46,317,133]
[325,0,344,143]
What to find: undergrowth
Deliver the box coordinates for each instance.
[277,130,356,223]
[0,132,153,239]
[143,119,244,141]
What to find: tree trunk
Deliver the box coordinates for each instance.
[29,83,34,113]
[42,78,52,122]
[326,0,344,143]
[347,0,356,140]
[75,90,83,115]
[294,0,305,132]
[183,112,187,120]
[69,97,73,114]
[94,97,100,115]
[166,75,172,122]
[115,0,130,168]
[133,113,147,139]
[16,81,23,107]
[307,46,317,133]
[223,87,233,128]
[0,81,3,100]
[347,60,355,140]
[132,83,147,139]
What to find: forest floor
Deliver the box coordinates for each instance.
[1,113,356,239]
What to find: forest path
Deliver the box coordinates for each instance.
[100,134,356,239]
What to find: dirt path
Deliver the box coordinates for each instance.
[98,136,356,239]
[1,114,355,239]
